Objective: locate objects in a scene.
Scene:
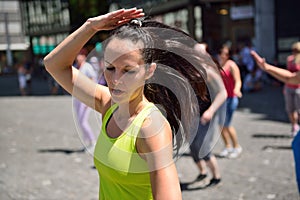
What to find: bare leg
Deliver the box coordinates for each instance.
[289,112,300,137]
[196,159,207,175]
[227,126,240,148]
[289,111,299,129]
[221,127,232,148]
[205,155,221,179]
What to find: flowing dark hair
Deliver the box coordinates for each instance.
[103,19,219,156]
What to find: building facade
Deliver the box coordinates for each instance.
[113,0,300,65]
[20,0,71,56]
[1,0,299,74]
[0,0,29,72]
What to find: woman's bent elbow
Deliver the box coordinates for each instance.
[43,55,52,72]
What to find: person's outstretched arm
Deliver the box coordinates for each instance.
[251,50,300,85]
[43,8,144,113]
[200,67,227,124]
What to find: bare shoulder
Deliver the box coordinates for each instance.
[228,59,238,67]
[137,108,172,153]
[137,107,174,170]
[228,59,239,71]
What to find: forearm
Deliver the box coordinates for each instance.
[251,50,300,85]
[43,19,102,107]
[207,84,227,115]
[234,81,242,93]
[208,90,227,114]
[265,63,300,84]
[206,68,227,113]
[44,20,97,71]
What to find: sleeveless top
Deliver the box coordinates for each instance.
[94,103,159,200]
[286,55,300,89]
[221,61,236,98]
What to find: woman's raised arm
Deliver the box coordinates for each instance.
[43,8,144,113]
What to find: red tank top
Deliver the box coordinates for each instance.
[221,61,236,98]
[286,55,300,89]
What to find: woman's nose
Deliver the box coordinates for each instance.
[112,71,123,84]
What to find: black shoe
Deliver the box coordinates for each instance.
[195,174,207,182]
[187,174,209,190]
[207,178,221,187]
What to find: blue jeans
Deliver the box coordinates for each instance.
[219,97,239,127]
[292,130,300,193]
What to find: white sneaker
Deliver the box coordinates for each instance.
[228,146,242,159]
[219,148,233,157]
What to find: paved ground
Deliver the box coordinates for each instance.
[0,75,299,200]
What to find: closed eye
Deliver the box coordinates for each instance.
[124,69,137,74]
[105,65,115,71]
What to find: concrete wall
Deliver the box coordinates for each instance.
[254,0,276,63]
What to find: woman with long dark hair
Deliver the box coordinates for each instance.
[44,8,219,199]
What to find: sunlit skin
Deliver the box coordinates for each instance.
[43,8,182,199]
[218,46,242,151]
[103,38,159,138]
[103,38,181,199]
[251,50,300,85]
[104,37,175,174]
[104,38,148,105]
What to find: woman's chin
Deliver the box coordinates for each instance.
[111,92,127,103]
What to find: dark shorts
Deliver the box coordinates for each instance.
[190,113,220,162]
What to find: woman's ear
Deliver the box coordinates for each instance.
[145,63,157,79]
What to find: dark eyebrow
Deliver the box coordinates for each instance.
[104,60,113,65]
[104,60,136,69]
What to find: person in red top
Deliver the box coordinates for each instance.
[284,42,300,137]
[218,45,243,159]
[251,49,300,194]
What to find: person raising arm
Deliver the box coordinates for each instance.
[44,8,144,113]
[250,50,300,85]
[251,49,300,194]
[44,7,216,199]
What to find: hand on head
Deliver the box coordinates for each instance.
[88,8,144,31]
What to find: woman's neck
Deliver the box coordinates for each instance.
[116,95,149,120]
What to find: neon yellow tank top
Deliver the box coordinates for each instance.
[94,103,158,200]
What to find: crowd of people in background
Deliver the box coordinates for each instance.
[0,36,275,98]
[10,39,270,97]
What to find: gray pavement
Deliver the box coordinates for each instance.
[0,76,299,199]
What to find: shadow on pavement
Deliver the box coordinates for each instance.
[180,182,206,191]
[262,145,292,150]
[38,148,85,155]
[252,133,292,139]
[238,85,288,123]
